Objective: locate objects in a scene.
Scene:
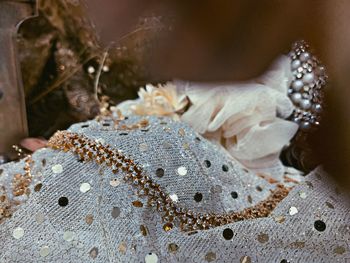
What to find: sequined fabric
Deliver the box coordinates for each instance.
[0,116,349,262]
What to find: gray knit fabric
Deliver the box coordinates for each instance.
[0,116,349,263]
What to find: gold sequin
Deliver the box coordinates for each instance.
[205,252,216,262]
[334,246,346,255]
[85,214,94,225]
[140,225,148,236]
[118,242,127,254]
[34,183,43,192]
[168,243,179,253]
[89,247,98,259]
[178,128,185,136]
[240,256,252,263]
[257,233,269,243]
[274,215,286,223]
[163,223,173,232]
[132,200,143,208]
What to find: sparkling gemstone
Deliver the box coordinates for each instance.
[300,52,311,62]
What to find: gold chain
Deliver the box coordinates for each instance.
[48,131,290,232]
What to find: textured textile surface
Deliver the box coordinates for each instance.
[0,116,349,262]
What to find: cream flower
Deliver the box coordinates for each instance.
[117,83,188,119]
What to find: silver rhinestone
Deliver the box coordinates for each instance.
[300,121,311,130]
[312,104,322,113]
[300,52,311,62]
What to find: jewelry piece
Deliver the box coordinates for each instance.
[48,131,290,232]
[288,41,327,131]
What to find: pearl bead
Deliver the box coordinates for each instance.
[300,99,312,110]
[292,80,304,91]
[291,93,302,104]
[302,72,315,84]
[300,121,311,130]
[300,52,311,62]
[312,104,322,113]
[292,117,301,123]
[291,59,301,69]
[288,88,293,95]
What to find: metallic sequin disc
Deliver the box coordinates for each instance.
[145,252,159,263]
[40,246,50,257]
[168,243,179,253]
[89,247,98,259]
[63,231,75,242]
[289,206,298,215]
[205,252,217,262]
[110,179,120,187]
[80,182,91,193]
[13,227,24,239]
[177,166,187,176]
[35,213,45,224]
[111,207,121,218]
[51,164,63,174]
[85,214,94,225]
[139,143,148,152]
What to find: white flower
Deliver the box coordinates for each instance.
[117,83,188,119]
